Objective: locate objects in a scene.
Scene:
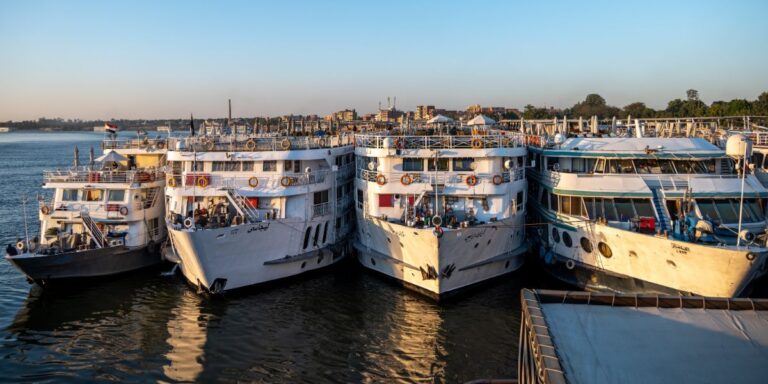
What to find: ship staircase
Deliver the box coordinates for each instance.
[642,177,684,233]
[80,211,105,248]
[143,187,160,209]
[224,188,259,223]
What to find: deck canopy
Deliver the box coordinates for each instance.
[466,114,496,126]
[95,150,129,163]
[426,114,454,124]
[519,289,768,384]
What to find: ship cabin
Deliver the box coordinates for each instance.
[527,137,768,244]
[354,125,527,230]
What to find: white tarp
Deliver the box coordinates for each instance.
[95,150,128,163]
[541,303,768,384]
[467,114,496,126]
[427,114,453,124]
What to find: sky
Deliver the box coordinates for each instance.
[1,0,767,120]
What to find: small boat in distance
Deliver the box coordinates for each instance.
[5,133,168,285]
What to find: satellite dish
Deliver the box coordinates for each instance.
[504,159,513,170]
[304,166,312,173]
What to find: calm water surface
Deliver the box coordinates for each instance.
[0,131,561,383]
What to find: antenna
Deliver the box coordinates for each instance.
[228,99,232,121]
[393,97,396,110]
[21,194,30,251]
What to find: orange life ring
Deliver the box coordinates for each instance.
[205,140,215,151]
[471,138,484,149]
[245,139,257,150]
[466,175,478,187]
[40,206,50,215]
[248,176,259,187]
[168,177,177,187]
[400,174,412,185]
[149,172,156,182]
[376,174,387,186]
[492,175,503,185]
[280,176,293,187]
[197,177,209,188]
[119,206,129,216]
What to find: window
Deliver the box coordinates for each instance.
[263,161,277,172]
[614,198,634,220]
[314,190,329,204]
[746,199,766,222]
[357,189,364,209]
[715,200,739,222]
[241,161,254,172]
[322,221,329,244]
[428,158,449,171]
[107,190,126,202]
[584,197,596,219]
[550,193,559,212]
[284,160,301,173]
[517,191,524,209]
[548,157,560,171]
[594,159,605,173]
[697,199,719,221]
[633,199,655,217]
[560,195,572,215]
[402,158,424,172]
[303,227,311,249]
[378,194,394,208]
[602,199,618,221]
[62,189,79,201]
[192,161,204,172]
[453,158,474,172]
[212,161,240,172]
[84,189,103,202]
[313,223,321,246]
[754,153,765,169]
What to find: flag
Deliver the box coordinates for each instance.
[104,122,118,134]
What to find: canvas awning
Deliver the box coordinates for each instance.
[95,150,128,163]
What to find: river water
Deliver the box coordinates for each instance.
[0,131,561,383]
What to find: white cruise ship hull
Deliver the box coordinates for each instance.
[168,219,349,293]
[355,215,527,299]
[536,219,768,297]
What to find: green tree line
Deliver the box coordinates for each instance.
[521,90,768,120]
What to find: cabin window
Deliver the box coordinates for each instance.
[614,198,635,220]
[453,158,474,172]
[550,192,559,212]
[322,221,329,244]
[745,199,766,222]
[633,199,655,217]
[241,161,254,172]
[540,189,549,208]
[313,223,321,246]
[697,199,719,221]
[212,161,240,172]
[402,158,424,172]
[62,189,79,201]
[107,190,126,202]
[547,157,560,171]
[191,161,205,172]
[84,189,103,202]
[303,226,312,249]
[594,159,605,173]
[262,161,277,172]
[428,158,449,171]
[715,200,739,222]
[754,153,765,169]
[601,199,619,221]
[357,189,364,209]
[584,197,596,219]
[378,194,394,208]
[285,160,301,173]
[560,195,572,215]
[517,191,525,210]
[314,190,329,204]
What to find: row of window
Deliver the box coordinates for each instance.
[546,157,723,175]
[179,160,306,173]
[540,190,654,220]
[697,198,765,223]
[403,158,475,172]
[62,188,126,203]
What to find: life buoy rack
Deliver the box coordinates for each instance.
[168,177,177,187]
[465,174,478,187]
[119,206,129,216]
[40,206,50,215]
[280,139,291,150]
[492,174,503,185]
[197,177,209,188]
[376,174,387,186]
[400,173,412,186]
[471,138,484,149]
[248,176,259,188]
[280,176,293,187]
[245,139,257,151]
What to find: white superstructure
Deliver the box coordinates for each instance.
[527,134,768,297]
[165,131,356,293]
[354,119,528,299]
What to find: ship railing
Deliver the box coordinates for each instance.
[101,138,168,151]
[177,170,331,190]
[167,133,355,152]
[312,202,331,218]
[744,132,768,147]
[357,168,524,185]
[353,133,525,149]
[43,168,166,184]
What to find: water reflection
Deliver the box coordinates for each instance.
[163,290,208,382]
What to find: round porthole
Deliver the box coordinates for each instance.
[598,242,613,258]
[562,232,573,248]
[580,237,593,253]
[551,227,560,243]
[371,258,376,266]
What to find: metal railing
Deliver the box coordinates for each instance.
[43,168,165,184]
[175,170,332,189]
[168,133,355,152]
[354,133,525,149]
[312,202,331,218]
[357,168,524,185]
[101,138,168,151]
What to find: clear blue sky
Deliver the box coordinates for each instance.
[1,0,767,120]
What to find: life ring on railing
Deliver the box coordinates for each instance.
[40,206,50,215]
[492,175,503,185]
[197,177,209,188]
[318,138,327,147]
[281,139,291,150]
[471,138,484,149]
[465,174,478,187]
[280,176,293,187]
[119,206,129,216]
[565,259,576,270]
[245,139,257,151]
[168,177,177,187]
[400,174,412,186]
[248,176,259,188]
[205,139,215,151]
[156,140,165,150]
[184,217,194,228]
[376,174,387,186]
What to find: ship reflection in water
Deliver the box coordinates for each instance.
[163,290,208,382]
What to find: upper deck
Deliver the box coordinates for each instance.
[355,131,527,158]
[527,136,727,159]
[167,133,355,154]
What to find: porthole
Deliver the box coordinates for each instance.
[598,242,613,258]
[580,237,593,253]
[371,258,376,266]
[505,260,510,269]
[301,261,306,269]
[551,227,560,243]
[562,232,573,248]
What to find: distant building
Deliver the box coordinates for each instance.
[415,105,435,120]
[0,127,12,133]
[325,109,357,121]
[467,104,482,114]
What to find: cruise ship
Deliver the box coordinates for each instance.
[5,133,167,284]
[527,127,768,297]
[164,124,356,293]
[353,115,529,299]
